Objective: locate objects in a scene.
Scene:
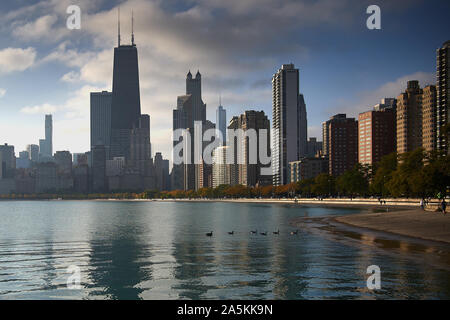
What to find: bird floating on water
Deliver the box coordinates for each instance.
[273,230,279,235]
[228,231,234,235]
[206,231,213,237]
[260,231,267,236]
[290,230,299,235]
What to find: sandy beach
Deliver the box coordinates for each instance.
[334,208,450,244]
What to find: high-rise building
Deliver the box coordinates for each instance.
[358,100,397,165]
[422,85,437,152]
[172,71,207,190]
[272,64,308,186]
[154,152,169,191]
[92,145,107,192]
[326,114,358,176]
[16,151,31,169]
[110,15,142,160]
[322,120,330,156]
[0,144,15,179]
[227,117,240,186]
[229,110,271,187]
[54,151,73,176]
[73,153,88,167]
[288,157,328,183]
[212,146,231,187]
[90,91,112,158]
[38,115,53,161]
[196,120,215,190]
[397,80,423,154]
[45,114,52,157]
[436,41,450,154]
[216,104,226,145]
[129,114,152,177]
[26,144,39,162]
[307,137,323,157]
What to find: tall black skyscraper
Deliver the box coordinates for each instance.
[110,10,142,160]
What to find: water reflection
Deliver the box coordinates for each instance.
[0,201,449,299]
[85,203,153,299]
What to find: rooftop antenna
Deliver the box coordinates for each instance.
[131,10,135,45]
[118,7,121,46]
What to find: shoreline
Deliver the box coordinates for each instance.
[2,196,448,245]
[332,208,450,244]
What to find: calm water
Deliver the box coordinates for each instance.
[0,200,449,300]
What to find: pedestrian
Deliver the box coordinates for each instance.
[442,199,447,215]
[420,198,424,210]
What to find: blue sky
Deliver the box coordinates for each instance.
[0,0,449,163]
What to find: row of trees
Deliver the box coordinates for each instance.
[1,148,448,201]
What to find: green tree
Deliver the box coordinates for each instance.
[370,152,397,197]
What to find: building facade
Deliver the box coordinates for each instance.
[90,91,112,159]
[436,41,450,154]
[326,114,358,176]
[272,64,308,186]
[307,137,323,157]
[422,85,437,152]
[172,71,207,191]
[397,80,423,154]
[358,100,396,165]
[288,157,328,183]
[216,105,226,145]
[212,146,230,187]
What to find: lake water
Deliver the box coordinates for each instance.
[0,200,449,300]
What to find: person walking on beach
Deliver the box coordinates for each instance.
[442,199,447,215]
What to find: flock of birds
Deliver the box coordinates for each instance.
[205,229,299,237]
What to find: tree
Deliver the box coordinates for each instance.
[336,164,370,197]
[370,152,397,197]
[312,174,335,197]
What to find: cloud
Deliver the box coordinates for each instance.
[12,15,60,41]
[61,71,80,83]
[20,103,59,115]
[0,88,6,98]
[42,42,96,68]
[4,0,428,160]
[330,71,435,117]
[0,47,37,74]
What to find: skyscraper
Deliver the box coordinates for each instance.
[272,64,308,186]
[436,41,450,154]
[26,144,39,162]
[397,80,423,154]
[0,144,15,179]
[216,104,226,145]
[45,114,52,157]
[172,71,207,190]
[306,137,323,157]
[92,145,106,192]
[322,120,330,156]
[358,100,396,165]
[326,114,358,177]
[129,114,152,177]
[110,12,142,160]
[422,85,437,152]
[212,146,231,187]
[90,91,112,158]
[229,110,271,187]
[38,115,53,161]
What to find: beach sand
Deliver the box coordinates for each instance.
[334,208,450,244]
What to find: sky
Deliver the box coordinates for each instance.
[0,0,449,165]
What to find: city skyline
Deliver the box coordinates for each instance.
[1,0,449,162]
